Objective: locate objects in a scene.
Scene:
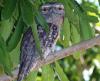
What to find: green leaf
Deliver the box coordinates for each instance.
[6,17,24,52]
[0,19,14,41]
[70,23,82,59]
[31,21,42,56]
[42,65,54,81]
[87,15,99,23]
[70,24,80,44]
[79,15,94,40]
[0,35,12,74]
[59,0,79,27]
[0,64,4,75]
[99,0,100,6]
[25,71,37,81]
[9,41,20,68]
[1,0,17,20]
[73,51,85,60]
[71,0,95,40]
[35,11,49,33]
[21,0,34,25]
[60,18,70,47]
[13,5,19,20]
[55,62,69,81]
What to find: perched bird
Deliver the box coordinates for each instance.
[17,2,65,81]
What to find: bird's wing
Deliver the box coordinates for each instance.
[17,27,38,81]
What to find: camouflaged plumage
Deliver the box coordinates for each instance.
[17,2,64,81]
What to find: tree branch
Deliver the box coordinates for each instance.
[0,35,100,81]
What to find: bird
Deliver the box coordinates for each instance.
[17,2,65,81]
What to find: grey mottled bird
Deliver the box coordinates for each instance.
[17,2,65,81]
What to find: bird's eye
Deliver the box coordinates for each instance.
[42,7,48,12]
[55,5,64,10]
[58,7,62,10]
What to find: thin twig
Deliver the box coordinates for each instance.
[0,35,100,81]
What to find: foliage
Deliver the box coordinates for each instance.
[0,0,100,81]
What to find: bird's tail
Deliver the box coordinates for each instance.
[17,65,28,81]
[17,70,25,81]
